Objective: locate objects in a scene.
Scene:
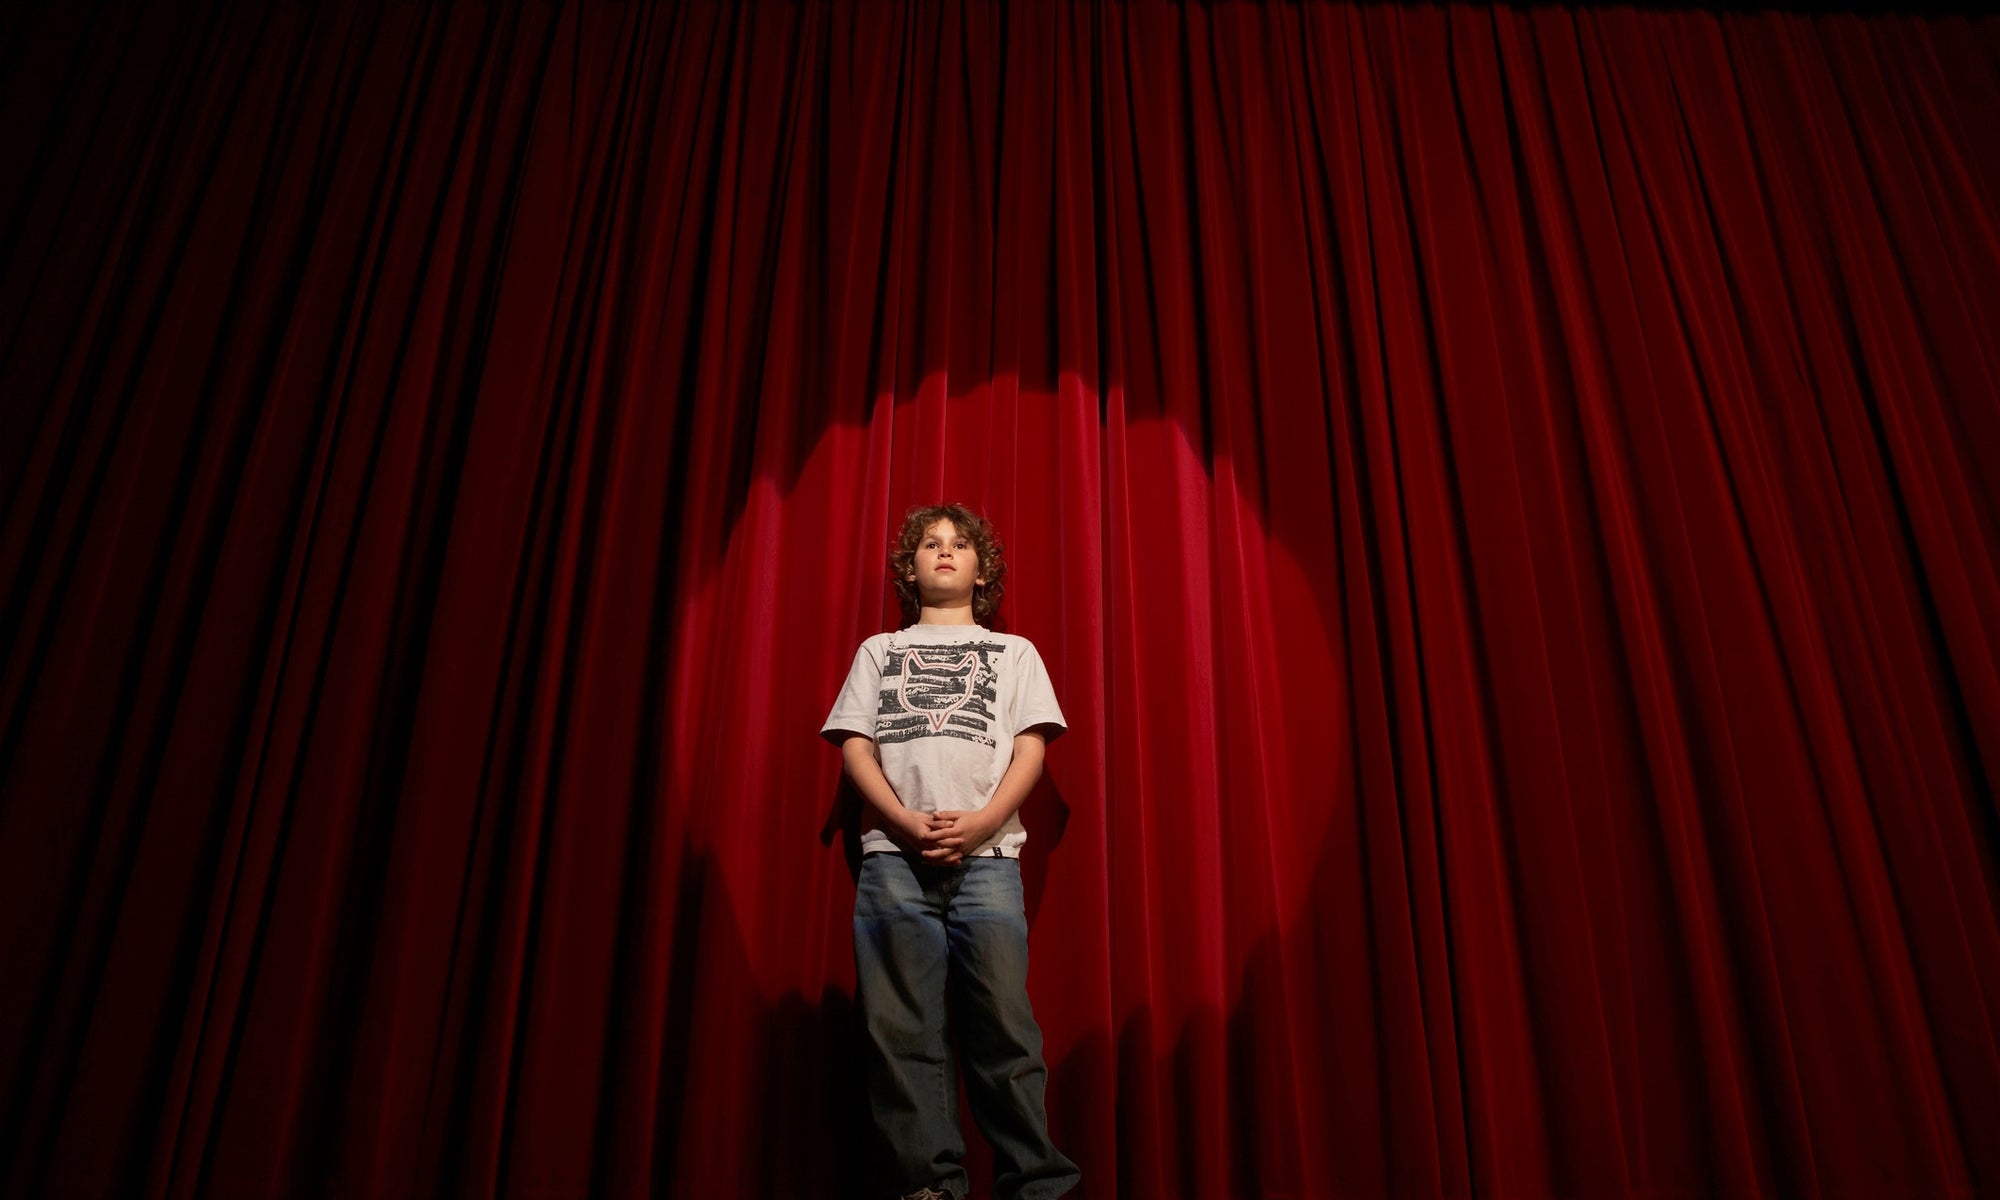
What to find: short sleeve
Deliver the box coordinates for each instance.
[821,639,885,743]
[1009,639,1067,741]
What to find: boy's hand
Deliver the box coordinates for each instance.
[919,810,998,864]
[885,807,934,856]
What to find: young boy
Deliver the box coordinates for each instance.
[822,504,1081,1200]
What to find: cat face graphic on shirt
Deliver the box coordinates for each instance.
[876,641,1003,746]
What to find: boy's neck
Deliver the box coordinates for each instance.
[915,601,980,627]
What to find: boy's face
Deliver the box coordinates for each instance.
[909,519,984,601]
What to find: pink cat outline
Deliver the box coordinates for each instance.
[898,650,978,733]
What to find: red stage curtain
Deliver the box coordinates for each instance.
[4,2,1998,1197]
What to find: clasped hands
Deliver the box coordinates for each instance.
[899,808,997,865]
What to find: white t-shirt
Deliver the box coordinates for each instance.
[822,624,1066,858]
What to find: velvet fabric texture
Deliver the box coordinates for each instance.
[3,2,1997,1197]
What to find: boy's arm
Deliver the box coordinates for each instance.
[926,728,1049,861]
[838,734,931,853]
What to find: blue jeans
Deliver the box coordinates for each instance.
[853,853,1080,1200]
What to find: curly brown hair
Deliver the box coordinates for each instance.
[890,503,1007,624]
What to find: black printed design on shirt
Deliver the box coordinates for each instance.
[876,641,1005,746]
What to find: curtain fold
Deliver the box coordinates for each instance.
[3,2,1997,1197]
